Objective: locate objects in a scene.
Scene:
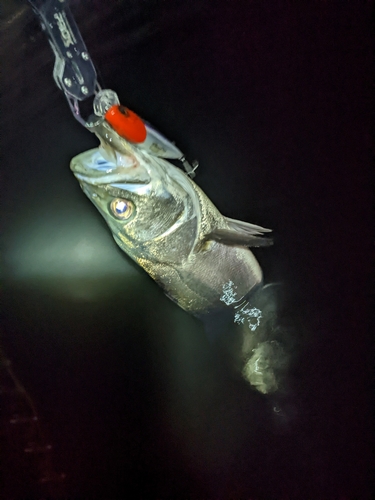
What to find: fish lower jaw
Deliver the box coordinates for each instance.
[73,172,123,186]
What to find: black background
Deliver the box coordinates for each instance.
[1,1,373,498]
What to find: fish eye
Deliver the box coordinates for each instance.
[110,198,134,220]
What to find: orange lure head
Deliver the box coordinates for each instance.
[104,104,147,143]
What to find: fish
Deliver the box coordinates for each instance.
[70,119,272,317]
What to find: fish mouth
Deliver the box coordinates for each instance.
[70,148,147,186]
[70,149,116,180]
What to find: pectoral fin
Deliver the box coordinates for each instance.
[225,217,272,236]
[205,217,273,248]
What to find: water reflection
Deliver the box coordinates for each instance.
[4,207,135,280]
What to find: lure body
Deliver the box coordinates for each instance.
[71,121,271,316]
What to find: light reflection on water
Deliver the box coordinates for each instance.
[4,208,137,280]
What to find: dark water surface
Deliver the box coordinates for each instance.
[1,1,373,498]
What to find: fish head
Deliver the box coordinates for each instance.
[70,122,199,265]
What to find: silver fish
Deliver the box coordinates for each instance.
[70,120,272,317]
